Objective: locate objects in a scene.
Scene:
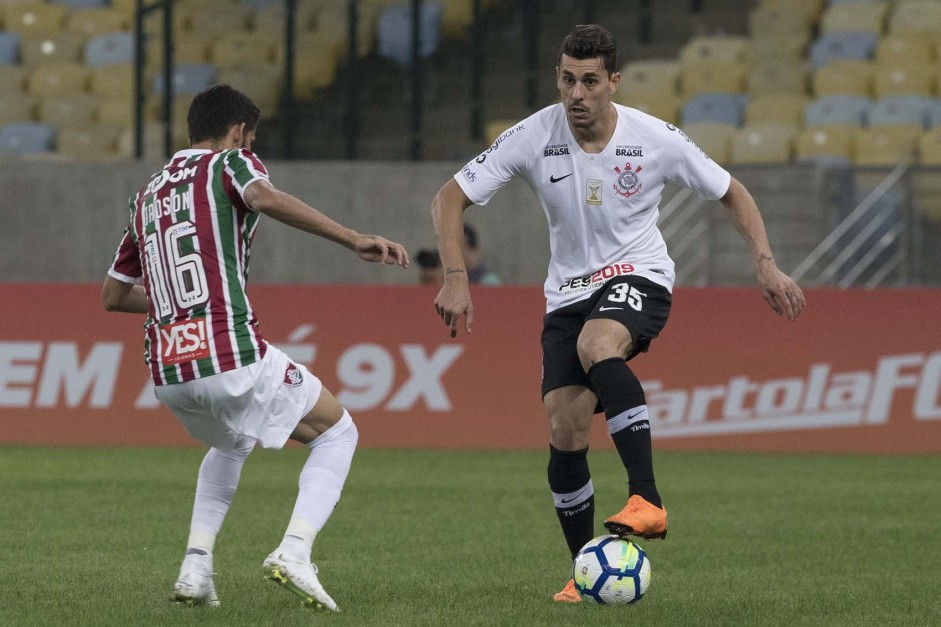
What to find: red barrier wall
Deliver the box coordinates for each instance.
[1,284,939,453]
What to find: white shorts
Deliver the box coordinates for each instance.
[154,345,322,451]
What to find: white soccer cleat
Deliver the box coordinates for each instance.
[262,551,339,612]
[172,554,220,607]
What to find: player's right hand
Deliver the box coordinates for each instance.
[353,235,410,268]
[434,279,473,338]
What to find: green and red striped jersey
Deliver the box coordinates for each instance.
[109,148,271,385]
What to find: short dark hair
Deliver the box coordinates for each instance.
[187,84,260,144]
[558,24,618,76]
[463,224,478,249]
[415,248,441,269]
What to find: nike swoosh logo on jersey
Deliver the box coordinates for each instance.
[598,306,623,311]
[550,173,573,183]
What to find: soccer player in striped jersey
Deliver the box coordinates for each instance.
[101,84,409,611]
[431,25,805,602]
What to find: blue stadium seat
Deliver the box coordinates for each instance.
[377,1,443,66]
[0,31,19,65]
[809,31,878,68]
[85,32,133,66]
[804,95,872,126]
[0,122,55,154]
[867,96,935,129]
[928,101,941,128]
[681,93,749,127]
[152,63,217,95]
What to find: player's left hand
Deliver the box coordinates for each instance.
[757,262,805,321]
[353,235,410,268]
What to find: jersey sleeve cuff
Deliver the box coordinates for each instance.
[107,268,140,284]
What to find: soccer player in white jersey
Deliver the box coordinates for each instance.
[101,84,409,611]
[430,25,805,602]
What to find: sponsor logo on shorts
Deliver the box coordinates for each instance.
[558,262,636,296]
[158,318,210,365]
[283,363,303,386]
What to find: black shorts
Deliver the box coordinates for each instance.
[540,275,672,400]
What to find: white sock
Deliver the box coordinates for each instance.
[187,435,256,555]
[277,411,358,561]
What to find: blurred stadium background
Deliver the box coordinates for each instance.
[1,0,941,287]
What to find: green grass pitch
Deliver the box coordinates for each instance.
[1,446,938,626]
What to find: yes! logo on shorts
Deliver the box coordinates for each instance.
[283,363,304,386]
[159,319,210,365]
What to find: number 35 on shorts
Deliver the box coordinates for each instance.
[607,283,646,311]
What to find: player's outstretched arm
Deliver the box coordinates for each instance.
[244,179,409,268]
[720,177,806,321]
[101,276,149,314]
[431,179,475,338]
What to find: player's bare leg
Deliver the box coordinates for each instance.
[264,387,357,612]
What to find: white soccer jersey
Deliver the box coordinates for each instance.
[454,103,732,312]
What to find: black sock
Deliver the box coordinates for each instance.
[588,357,662,508]
[547,445,595,560]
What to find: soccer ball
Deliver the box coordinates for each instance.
[572,534,650,604]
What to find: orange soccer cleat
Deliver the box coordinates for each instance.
[552,578,582,603]
[603,494,668,540]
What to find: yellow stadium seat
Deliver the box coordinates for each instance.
[147,38,209,65]
[210,33,276,69]
[619,60,680,97]
[680,61,747,99]
[812,60,873,97]
[19,32,86,67]
[615,92,680,124]
[681,122,735,163]
[730,124,797,165]
[0,91,37,126]
[876,36,933,65]
[441,0,474,39]
[90,64,134,99]
[853,126,920,166]
[746,93,809,127]
[748,33,811,63]
[748,2,816,38]
[820,1,888,34]
[37,93,100,126]
[889,0,941,40]
[795,125,856,163]
[98,95,149,126]
[873,63,934,98]
[4,4,68,36]
[117,122,186,160]
[747,61,810,96]
[679,35,750,65]
[484,118,518,145]
[918,127,941,166]
[186,3,254,35]
[65,8,129,38]
[218,65,283,112]
[28,62,92,97]
[0,65,30,93]
[57,122,123,160]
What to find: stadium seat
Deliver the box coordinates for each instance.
[867,96,934,129]
[853,126,920,166]
[748,2,818,37]
[98,95,136,125]
[872,63,934,98]
[619,59,680,97]
[28,62,91,97]
[809,31,879,68]
[151,63,217,96]
[85,32,133,66]
[928,101,941,128]
[748,33,810,63]
[147,38,209,65]
[0,121,55,154]
[18,32,85,67]
[377,2,442,66]
[918,126,941,166]
[186,3,254,36]
[51,0,109,7]
[681,93,748,127]
[5,5,68,35]
[440,0,475,39]
[210,33,276,69]
[217,64,282,111]
[680,61,747,98]
[292,36,343,96]
[484,119,518,145]
[0,31,20,64]
[56,122,122,159]
[0,91,36,126]
[65,8,128,38]
[820,1,888,33]
[812,59,873,96]
[0,64,29,92]
[747,61,810,95]
[888,1,941,40]
[875,36,933,65]
[679,35,750,65]
[616,92,680,124]
[90,63,133,97]
[729,124,797,165]
[794,125,856,164]
[679,121,734,163]
[253,3,318,35]
[117,121,184,159]
[746,93,809,126]
[38,92,100,126]
[805,95,872,126]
